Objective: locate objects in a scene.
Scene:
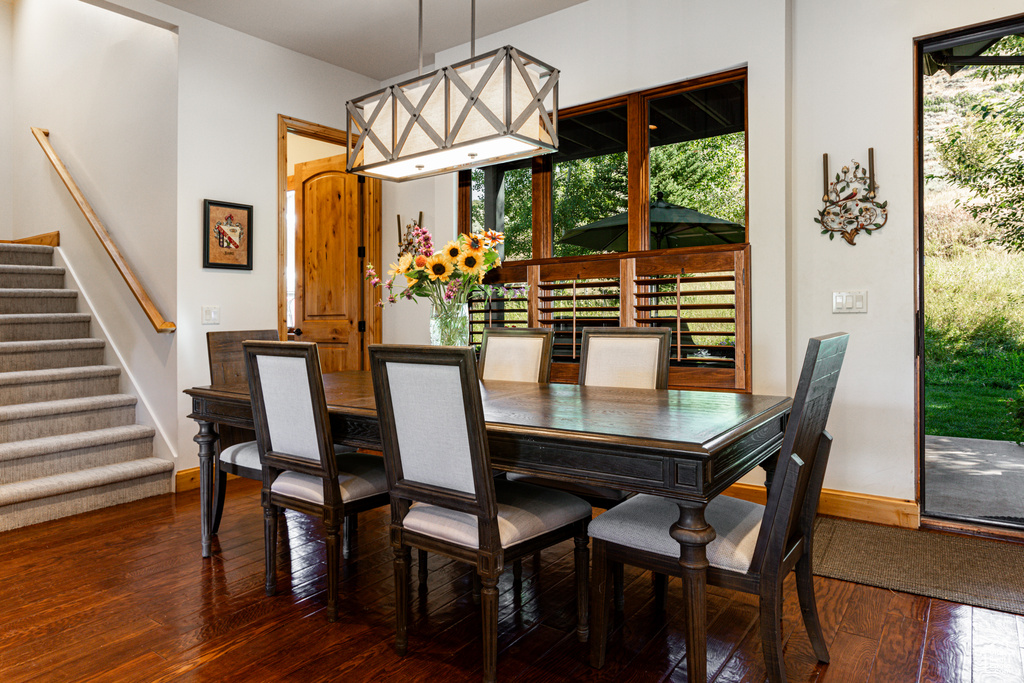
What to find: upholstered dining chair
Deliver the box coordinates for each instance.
[478,327,554,383]
[413,327,554,587]
[588,332,849,683]
[244,340,389,623]
[506,326,672,510]
[206,329,278,535]
[369,344,592,683]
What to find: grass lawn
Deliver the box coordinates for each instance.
[924,382,1018,441]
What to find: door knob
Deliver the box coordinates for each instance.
[293,328,303,336]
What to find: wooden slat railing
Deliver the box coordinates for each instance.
[472,244,751,391]
[31,128,175,333]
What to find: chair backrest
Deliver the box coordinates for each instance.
[478,327,554,383]
[369,345,500,548]
[243,341,338,486]
[208,329,279,386]
[578,327,672,389]
[750,332,848,574]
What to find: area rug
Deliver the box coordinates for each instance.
[812,516,1024,616]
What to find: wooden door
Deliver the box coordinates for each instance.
[293,154,368,372]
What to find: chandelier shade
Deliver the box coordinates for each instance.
[346,46,559,182]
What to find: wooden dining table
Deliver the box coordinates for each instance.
[184,371,791,682]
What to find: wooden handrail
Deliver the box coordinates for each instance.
[31,128,175,333]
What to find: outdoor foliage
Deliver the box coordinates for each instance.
[472,132,745,261]
[935,35,1024,253]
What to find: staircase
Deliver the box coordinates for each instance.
[0,243,173,532]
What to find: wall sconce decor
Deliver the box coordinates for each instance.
[816,149,888,245]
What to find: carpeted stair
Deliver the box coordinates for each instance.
[0,243,172,531]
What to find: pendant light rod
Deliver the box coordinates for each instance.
[417,0,423,76]
[471,0,476,58]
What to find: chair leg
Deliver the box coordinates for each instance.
[589,539,610,668]
[759,576,787,683]
[417,548,428,586]
[264,503,278,596]
[480,573,500,683]
[574,532,590,643]
[394,545,411,656]
[211,469,228,535]
[342,513,357,560]
[325,517,341,623]
[612,561,625,611]
[653,572,668,611]
[512,558,523,588]
[796,553,830,663]
[472,572,482,605]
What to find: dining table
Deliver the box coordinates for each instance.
[184,370,791,682]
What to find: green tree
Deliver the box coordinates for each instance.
[936,35,1024,253]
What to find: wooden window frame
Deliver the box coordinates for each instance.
[457,66,748,260]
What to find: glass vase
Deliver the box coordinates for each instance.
[429,301,470,346]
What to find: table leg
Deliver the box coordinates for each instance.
[193,419,219,558]
[670,501,716,683]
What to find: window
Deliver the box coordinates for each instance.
[463,68,747,260]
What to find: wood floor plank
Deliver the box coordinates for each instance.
[0,479,1019,683]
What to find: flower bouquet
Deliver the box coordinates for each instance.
[366,226,511,346]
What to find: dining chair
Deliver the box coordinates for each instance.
[244,340,389,623]
[369,344,592,683]
[506,326,672,509]
[587,332,849,683]
[414,327,554,587]
[206,329,279,535]
[478,327,554,383]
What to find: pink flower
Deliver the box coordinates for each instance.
[370,277,381,286]
[388,295,397,304]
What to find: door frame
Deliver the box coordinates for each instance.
[913,13,1024,538]
[276,114,382,364]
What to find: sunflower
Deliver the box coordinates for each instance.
[464,233,486,253]
[388,253,413,278]
[457,250,485,276]
[442,240,462,260]
[425,253,454,281]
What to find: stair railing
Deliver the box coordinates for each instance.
[31,127,175,334]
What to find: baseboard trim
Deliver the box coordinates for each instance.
[175,467,238,493]
[723,483,920,529]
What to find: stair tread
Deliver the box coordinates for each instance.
[0,424,155,461]
[0,393,136,420]
[0,244,52,254]
[0,457,172,507]
[0,313,90,322]
[0,338,105,352]
[0,365,120,386]
[0,289,77,297]
[0,265,64,274]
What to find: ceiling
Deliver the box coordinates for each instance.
[154,0,588,81]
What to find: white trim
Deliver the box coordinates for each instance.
[53,247,178,461]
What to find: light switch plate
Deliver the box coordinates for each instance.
[202,305,220,325]
[832,291,867,314]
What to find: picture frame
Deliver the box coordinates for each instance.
[203,199,253,270]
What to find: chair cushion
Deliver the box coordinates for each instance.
[402,480,592,549]
[504,472,629,504]
[588,493,764,574]
[219,440,260,469]
[270,453,387,504]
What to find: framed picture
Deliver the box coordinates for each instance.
[203,199,253,270]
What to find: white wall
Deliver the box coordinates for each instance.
[790,0,1024,499]
[10,0,178,458]
[0,0,15,240]
[96,0,381,473]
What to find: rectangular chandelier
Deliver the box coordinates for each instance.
[346,45,558,182]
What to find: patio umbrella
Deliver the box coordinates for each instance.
[556,192,745,251]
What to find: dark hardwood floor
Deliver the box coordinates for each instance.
[2,478,1022,682]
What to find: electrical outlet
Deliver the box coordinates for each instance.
[202,305,220,325]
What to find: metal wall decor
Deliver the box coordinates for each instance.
[345,1,558,182]
[816,149,888,245]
